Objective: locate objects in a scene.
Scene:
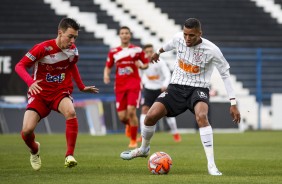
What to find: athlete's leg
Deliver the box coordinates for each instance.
[21,110,40,154]
[140,105,149,135]
[140,102,167,152]
[58,97,78,157]
[21,110,42,170]
[194,101,222,175]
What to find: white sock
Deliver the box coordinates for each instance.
[199,125,215,166]
[166,117,178,134]
[139,114,146,133]
[140,125,156,152]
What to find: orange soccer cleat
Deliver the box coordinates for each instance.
[128,140,138,148]
[125,124,131,138]
[136,136,142,143]
[173,133,182,142]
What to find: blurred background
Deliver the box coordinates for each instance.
[0,0,282,134]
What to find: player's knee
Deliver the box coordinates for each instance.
[64,110,76,119]
[144,114,157,126]
[21,128,33,136]
[141,106,149,114]
[195,112,209,126]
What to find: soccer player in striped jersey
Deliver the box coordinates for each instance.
[120,18,241,176]
[138,44,181,142]
[15,18,99,170]
[103,26,149,148]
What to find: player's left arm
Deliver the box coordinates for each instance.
[71,64,99,94]
[214,49,241,124]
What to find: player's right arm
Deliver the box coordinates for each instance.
[103,66,111,84]
[15,45,44,95]
[103,50,114,84]
[151,33,178,63]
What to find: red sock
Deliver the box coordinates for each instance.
[65,118,78,157]
[21,131,38,154]
[123,119,129,125]
[130,126,138,141]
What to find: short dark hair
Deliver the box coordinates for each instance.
[184,18,201,30]
[143,44,153,50]
[58,18,80,31]
[119,26,131,34]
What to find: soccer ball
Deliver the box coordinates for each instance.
[148,152,172,174]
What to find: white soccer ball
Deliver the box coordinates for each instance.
[148,151,172,174]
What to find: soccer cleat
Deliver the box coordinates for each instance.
[120,147,150,160]
[136,136,142,143]
[208,163,222,176]
[128,140,138,148]
[173,133,182,142]
[64,155,78,168]
[30,142,41,171]
[125,124,131,138]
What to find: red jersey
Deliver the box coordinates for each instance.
[15,39,85,98]
[106,44,149,92]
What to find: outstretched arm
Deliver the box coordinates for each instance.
[151,48,165,63]
[71,64,99,94]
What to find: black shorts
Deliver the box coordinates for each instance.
[143,88,162,107]
[155,84,210,117]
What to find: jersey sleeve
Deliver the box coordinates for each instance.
[138,49,149,64]
[15,44,45,87]
[163,32,179,52]
[213,47,236,99]
[105,50,115,68]
[71,64,85,91]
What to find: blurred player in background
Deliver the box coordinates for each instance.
[120,18,241,176]
[15,18,99,170]
[103,26,149,148]
[139,44,181,142]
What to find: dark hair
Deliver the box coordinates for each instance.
[58,18,80,31]
[119,26,131,34]
[184,18,201,30]
[143,44,153,50]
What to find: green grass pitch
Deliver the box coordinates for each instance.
[0,131,281,184]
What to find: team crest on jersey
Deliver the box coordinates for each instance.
[193,50,204,63]
[158,91,168,98]
[46,73,65,83]
[197,91,208,99]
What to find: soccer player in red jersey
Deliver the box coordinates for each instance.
[15,18,99,170]
[103,26,149,148]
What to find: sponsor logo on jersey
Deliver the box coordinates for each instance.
[178,59,200,74]
[118,66,133,75]
[26,52,36,61]
[197,91,208,99]
[147,75,160,80]
[46,73,65,83]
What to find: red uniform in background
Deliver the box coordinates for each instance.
[106,44,149,111]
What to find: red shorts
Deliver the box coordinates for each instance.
[26,90,72,119]
[115,89,141,111]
